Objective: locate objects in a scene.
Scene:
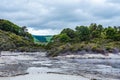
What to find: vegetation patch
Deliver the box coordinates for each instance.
[46,23,120,57]
[0,19,43,51]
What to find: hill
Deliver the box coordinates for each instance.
[0,19,41,51]
[46,23,120,57]
[0,19,33,42]
[33,35,52,43]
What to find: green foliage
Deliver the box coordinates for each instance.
[58,33,71,42]
[61,28,76,39]
[0,30,33,50]
[76,26,90,41]
[89,23,103,39]
[0,19,45,51]
[0,29,45,51]
[0,19,33,42]
[105,27,116,39]
[47,23,120,56]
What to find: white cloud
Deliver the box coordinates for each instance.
[28,27,60,35]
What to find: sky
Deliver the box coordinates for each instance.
[0,0,120,35]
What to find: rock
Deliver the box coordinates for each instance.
[0,62,28,77]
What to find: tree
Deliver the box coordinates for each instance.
[97,24,103,32]
[61,28,76,39]
[105,27,116,39]
[113,34,120,41]
[89,23,103,39]
[52,33,70,43]
[118,26,120,32]
[75,26,90,41]
[59,33,70,42]
[89,23,97,39]
[89,23,97,31]
[22,26,28,32]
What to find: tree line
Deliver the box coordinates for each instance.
[52,23,120,43]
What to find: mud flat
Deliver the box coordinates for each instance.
[0,51,120,80]
[0,67,89,80]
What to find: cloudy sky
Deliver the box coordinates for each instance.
[0,0,120,35]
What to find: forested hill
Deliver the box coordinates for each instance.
[0,19,41,51]
[33,35,52,43]
[0,19,33,42]
[46,23,120,57]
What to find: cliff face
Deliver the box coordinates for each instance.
[0,19,34,51]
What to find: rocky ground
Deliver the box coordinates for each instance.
[0,51,120,80]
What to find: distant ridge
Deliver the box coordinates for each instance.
[33,35,52,43]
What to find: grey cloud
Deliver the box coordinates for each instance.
[90,6,120,19]
[0,0,120,32]
[108,0,120,3]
